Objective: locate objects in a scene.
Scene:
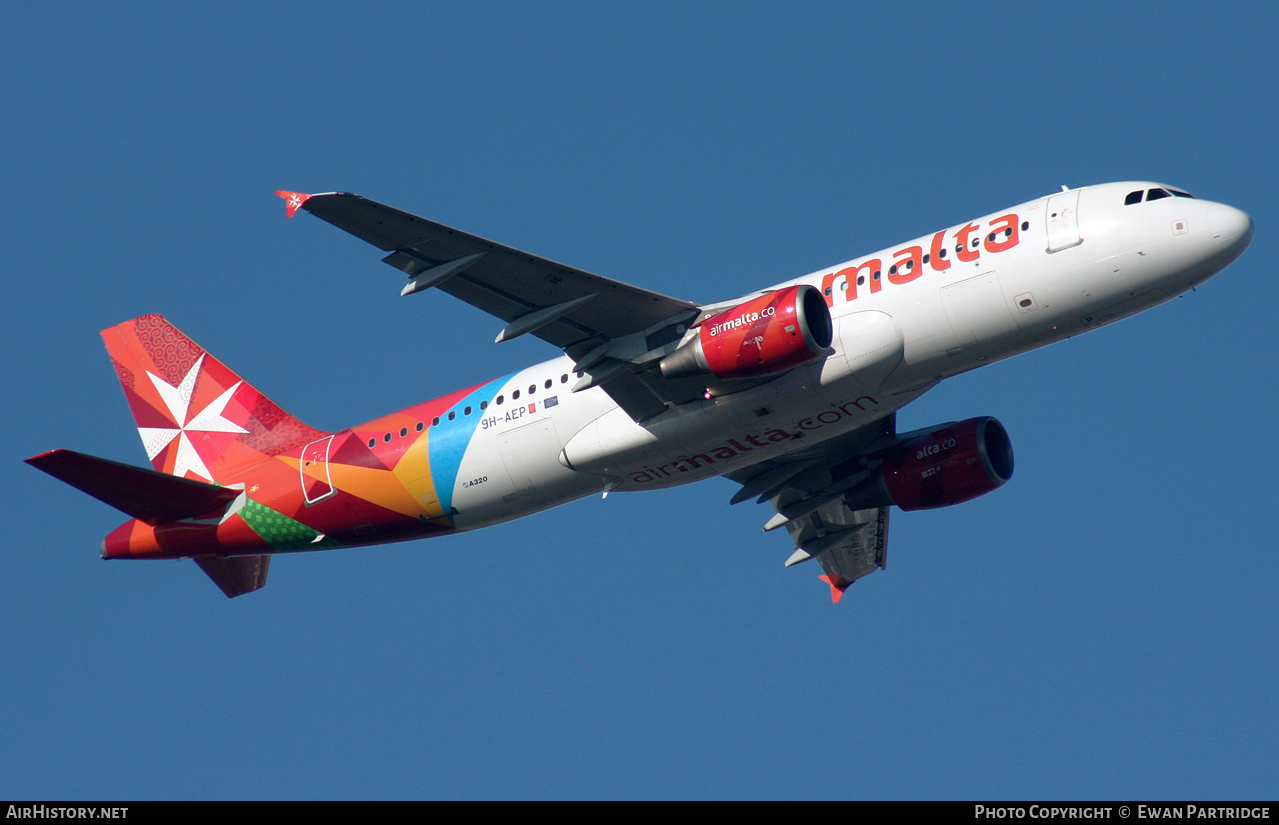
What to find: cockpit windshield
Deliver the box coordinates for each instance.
[1124,187,1196,205]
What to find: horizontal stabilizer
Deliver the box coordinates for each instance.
[26,449,240,524]
[195,555,270,598]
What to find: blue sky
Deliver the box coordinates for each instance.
[4,2,1276,800]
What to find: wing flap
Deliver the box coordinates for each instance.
[791,505,889,601]
[728,414,897,602]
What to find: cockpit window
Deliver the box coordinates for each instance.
[1126,187,1195,205]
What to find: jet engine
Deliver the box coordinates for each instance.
[659,284,833,381]
[843,417,1014,511]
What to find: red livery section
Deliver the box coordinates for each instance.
[30,314,503,594]
[274,190,313,218]
[103,313,329,482]
[660,285,833,380]
[880,417,1014,511]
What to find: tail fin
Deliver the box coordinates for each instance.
[102,314,328,482]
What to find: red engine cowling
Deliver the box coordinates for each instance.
[660,284,833,380]
[878,417,1014,511]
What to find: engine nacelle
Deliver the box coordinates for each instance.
[659,284,833,381]
[842,417,1014,512]
[879,417,1014,511]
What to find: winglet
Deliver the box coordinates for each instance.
[274,190,312,218]
[819,574,850,604]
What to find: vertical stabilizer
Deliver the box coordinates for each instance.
[102,314,329,483]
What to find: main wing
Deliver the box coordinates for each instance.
[726,414,898,603]
[280,191,705,420]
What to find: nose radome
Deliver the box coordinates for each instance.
[1208,203,1254,250]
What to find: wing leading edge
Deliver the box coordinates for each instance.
[281,191,704,420]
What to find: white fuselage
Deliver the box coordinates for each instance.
[429,182,1251,530]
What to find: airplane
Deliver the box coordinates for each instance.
[26,182,1253,601]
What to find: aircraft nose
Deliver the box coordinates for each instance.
[1208,202,1254,254]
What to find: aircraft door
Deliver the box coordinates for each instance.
[300,436,337,505]
[1045,189,1082,252]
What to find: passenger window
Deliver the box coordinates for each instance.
[544,379,552,389]
[1125,190,1143,205]
[513,390,520,400]
[1146,188,1171,201]
[447,411,456,421]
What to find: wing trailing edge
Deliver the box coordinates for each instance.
[728,414,897,603]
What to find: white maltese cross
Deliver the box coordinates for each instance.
[137,355,248,481]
